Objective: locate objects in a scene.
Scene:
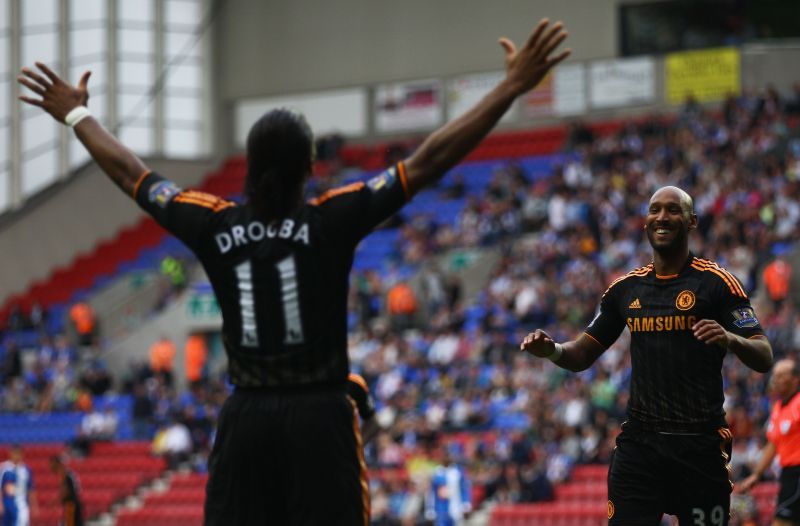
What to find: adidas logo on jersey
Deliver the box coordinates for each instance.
[629,298,641,309]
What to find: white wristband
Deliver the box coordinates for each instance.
[545,343,563,363]
[64,106,91,127]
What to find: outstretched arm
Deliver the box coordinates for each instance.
[18,62,148,197]
[520,330,605,372]
[403,18,570,195]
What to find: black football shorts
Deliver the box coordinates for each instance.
[775,465,800,522]
[608,421,733,526]
[204,388,368,526]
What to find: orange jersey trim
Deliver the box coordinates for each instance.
[583,332,604,348]
[397,162,411,200]
[349,398,370,526]
[348,373,369,394]
[174,193,235,212]
[655,273,678,279]
[132,170,151,199]
[694,258,747,297]
[308,182,365,206]
[602,265,653,297]
[65,502,76,526]
[179,190,215,201]
[691,262,730,293]
[717,427,733,442]
[179,190,235,205]
[691,259,747,298]
[173,197,234,212]
[717,428,733,491]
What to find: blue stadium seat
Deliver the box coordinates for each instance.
[0,412,82,444]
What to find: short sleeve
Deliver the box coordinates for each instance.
[710,271,764,339]
[134,171,236,250]
[347,373,376,420]
[766,406,779,444]
[584,283,627,349]
[0,467,12,488]
[310,163,409,243]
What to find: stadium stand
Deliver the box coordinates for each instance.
[0,125,571,334]
[0,442,166,526]
[115,472,208,526]
[490,465,609,526]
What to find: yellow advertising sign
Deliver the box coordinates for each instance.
[665,47,740,104]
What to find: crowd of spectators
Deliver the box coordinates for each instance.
[0,86,798,524]
[0,333,112,414]
[345,87,800,523]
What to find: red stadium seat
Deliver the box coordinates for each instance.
[570,465,608,483]
[750,481,779,499]
[70,455,166,474]
[8,441,169,524]
[90,441,153,456]
[31,508,63,526]
[144,487,206,506]
[169,472,209,488]
[555,482,607,502]
[491,502,608,526]
[116,505,204,526]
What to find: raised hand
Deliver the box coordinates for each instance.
[18,62,91,123]
[499,18,570,97]
[520,329,557,358]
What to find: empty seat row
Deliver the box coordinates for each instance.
[116,505,204,526]
[569,465,608,483]
[170,472,209,488]
[70,455,165,474]
[554,483,607,501]
[90,440,152,457]
[144,487,206,506]
[491,503,607,526]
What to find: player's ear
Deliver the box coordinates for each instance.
[688,213,698,231]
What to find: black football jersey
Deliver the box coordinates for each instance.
[135,163,410,388]
[585,254,764,431]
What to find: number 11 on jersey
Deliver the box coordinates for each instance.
[236,261,259,347]
[276,255,304,344]
[236,256,305,349]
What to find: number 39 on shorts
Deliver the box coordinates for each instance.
[692,505,725,526]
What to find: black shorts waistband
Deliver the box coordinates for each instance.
[233,382,346,396]
[623,418,728,435]
[781,465,800,476]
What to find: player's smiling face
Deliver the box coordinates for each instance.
[645,188,696,253]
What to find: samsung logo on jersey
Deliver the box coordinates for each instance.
[215,219,310,254]
[626,315,697,333]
